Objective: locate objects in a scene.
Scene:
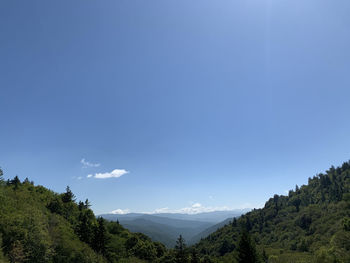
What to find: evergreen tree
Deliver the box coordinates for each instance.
[236,231,259,263]
[9,240,27,263]
[93,217,107,255]
[78,201,85,211]
[343,217,350,231]
[261,249,268,263]
[0,168,3,183]
[84,198,91,209]
[175,235,188,263]
[77,209,94,244]
[11,176,21,190]
[219,239,233,256]
[62,186,75,203]
[47,197,63,214]
[23,177,30,184]
[190,249,200,263]
[232,217,237,227]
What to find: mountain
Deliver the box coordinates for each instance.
[0,173,167,263]
[194,161,350,262]
[2,160,350,263]
[100,210,246,247]
[101,210,247,224]
[101,214,212,247]
[147,210,249,223]
[121,218,207,247]
[189,217,233,244]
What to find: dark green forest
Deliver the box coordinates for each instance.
[1,161,350,262]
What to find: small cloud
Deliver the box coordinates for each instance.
[151,203,232,214]
[77,176,83,180]
[192,203,201,208]
[87,169,129,179]
[154,207,170,213]
[81,158,100,168]
[111,209,130,215]
[177,203,230,214]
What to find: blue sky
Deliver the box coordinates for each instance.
[1,0,350,215]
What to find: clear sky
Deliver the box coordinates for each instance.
[1,0,350,215]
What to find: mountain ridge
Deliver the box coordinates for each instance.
[100,210,247,247]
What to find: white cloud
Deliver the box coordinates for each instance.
[109,203,257,215]
[81,158,100,168]
[147,203,234,215]
[87,169,129,179]
[153,207,170,213]
[177,203,231,214]
[111,209,130,214]
[77,176,83,180]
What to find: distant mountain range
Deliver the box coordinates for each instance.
[100,210,249,247]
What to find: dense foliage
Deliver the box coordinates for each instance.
[194,161,350,262]
[0,169,167,263]
[1,160,350,262]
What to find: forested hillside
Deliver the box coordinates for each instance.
[1,160,350,263]
[194,161,350,262]
[0,169,168,263]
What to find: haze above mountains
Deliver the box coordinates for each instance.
[100,210,248,247]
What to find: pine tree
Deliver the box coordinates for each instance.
[62,186,75,203]
[232,217,237,227]
[11,176,21,190]
[262,249,268,263]
[84,198,91,209]
[9,240,27,263]
[0,168,3,183]
[93,217,107,255]
[175,235,188,263]
[190,249,200,263]
[219,239,233,256]
[236,231,259,263]
[23,177,30,184]
[77,209,94,244]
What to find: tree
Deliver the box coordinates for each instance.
[154,242,166,258]
[232,217,237,227]
[291,198,301,212]
[175,235,188,263]
[84,198,91,209]
[219,239,233,256]
[23,177,30,184]
[11,176,21,190]
[76,209,94,244]
[0,168,3,183]
[343,217,350,231]
[47,197,63,214]
[236,231,259,263]
[262,249,268,263]
[93,217,107,255]
[190,249,200,263]
[62,186,75,203]
[9,240,27,263]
